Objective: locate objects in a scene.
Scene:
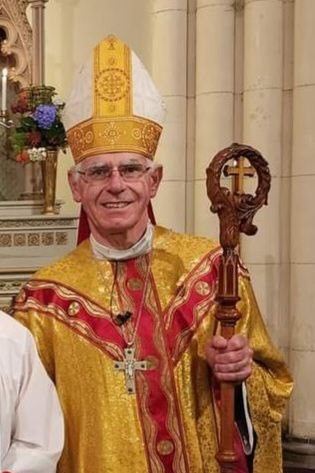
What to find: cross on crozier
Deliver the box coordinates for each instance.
[114,346,148,394]
[224,157,255,194]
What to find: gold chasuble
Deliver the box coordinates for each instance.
[14,226,292,473]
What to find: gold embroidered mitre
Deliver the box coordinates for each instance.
[63,35,165,163]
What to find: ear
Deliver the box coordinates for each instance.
[149,165,163,198]
[68,170,82,203]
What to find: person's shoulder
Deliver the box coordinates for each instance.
[153,226,220,274]
[154,225,219,256]
[0,312,40,383]
[34,238,91,281]
[0,310,29,345]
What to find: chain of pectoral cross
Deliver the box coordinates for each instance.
[112,255,151,394]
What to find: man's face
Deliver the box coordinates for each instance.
[68,152,162,248]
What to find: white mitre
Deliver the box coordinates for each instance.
[63,35,165,163]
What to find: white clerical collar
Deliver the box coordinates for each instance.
[90,223,154,261]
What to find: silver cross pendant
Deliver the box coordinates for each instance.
[114,346,148,394]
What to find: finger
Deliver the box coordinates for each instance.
[214,347,253,365]
[211,335,228,350]
[226,335,248,350]
[214,365,252,383]
[214,354,252,374]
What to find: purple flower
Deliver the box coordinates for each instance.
[33,104,57,129]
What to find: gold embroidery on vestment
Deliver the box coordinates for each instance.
[195,281,210,296]
[157,439,174,455]
[68,301,80,317]
[127,278,143,291]
[16,288,26,303]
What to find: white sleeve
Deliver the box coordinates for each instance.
[2,332,64,473]
[235,382,255,455]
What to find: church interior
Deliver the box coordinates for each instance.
[0,0,314,471]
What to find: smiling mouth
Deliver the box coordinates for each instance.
[102,202,131,209]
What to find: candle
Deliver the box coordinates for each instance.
[2,68,8,111]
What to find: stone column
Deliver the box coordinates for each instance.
[241,0,285,340]
[185,0,197,234]
[194,0,235,238]
[24,1,49,199]
[28,0,49,85]
[151,0,188,232]
[289,0,315,444]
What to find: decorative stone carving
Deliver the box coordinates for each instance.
[0,1,33,201]
[0,0,32,87]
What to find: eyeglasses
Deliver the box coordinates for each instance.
[76,163,152,183]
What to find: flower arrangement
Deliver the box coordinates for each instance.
[11,85,67,162]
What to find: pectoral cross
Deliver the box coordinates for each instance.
[224,157,255,194]
[114,346,148,394]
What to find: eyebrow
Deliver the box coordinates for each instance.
[85,160,144,169]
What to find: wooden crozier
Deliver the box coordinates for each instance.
[206,143,271,473]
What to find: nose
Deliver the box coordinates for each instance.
[106,168,126,193]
